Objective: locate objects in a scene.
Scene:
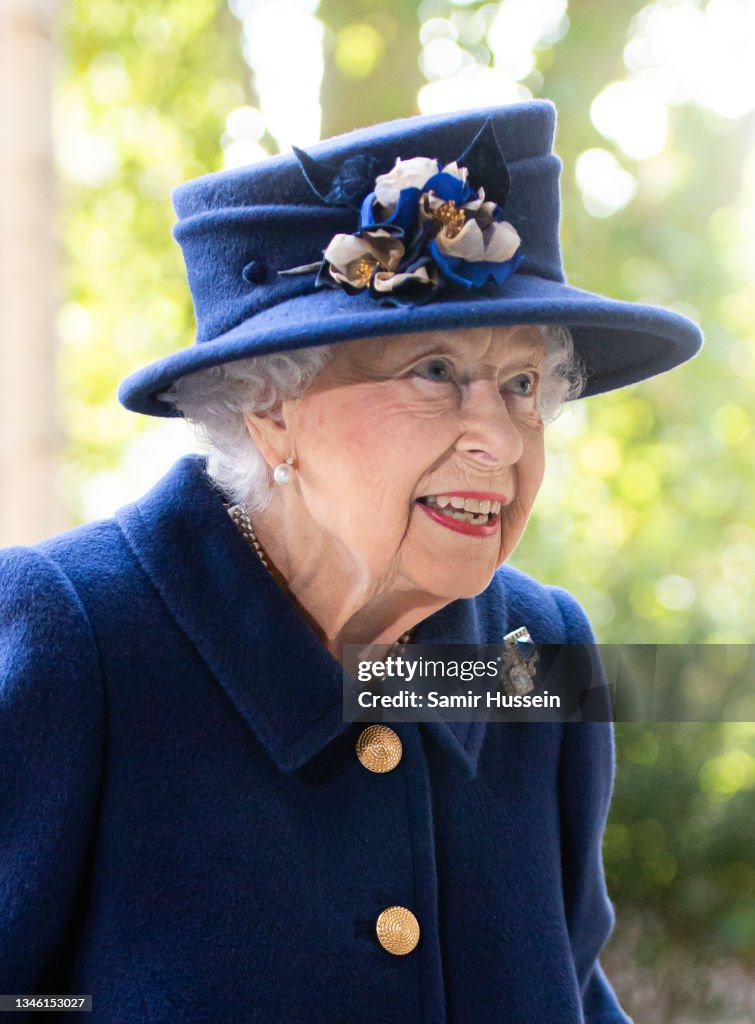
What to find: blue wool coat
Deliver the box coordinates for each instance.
[0,455,631,1023]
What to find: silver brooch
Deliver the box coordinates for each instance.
[501,626,539,697]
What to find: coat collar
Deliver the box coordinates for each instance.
[116,455,496,777]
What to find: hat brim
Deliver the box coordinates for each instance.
[118,273,703,418]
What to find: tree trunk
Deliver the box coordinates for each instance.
[318,0,424,140]
[0,0,64,545]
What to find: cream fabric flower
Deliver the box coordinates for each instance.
[434,203,521,263]
[372,264,437,293]
[374,157,440,209]
[323,230,404,289]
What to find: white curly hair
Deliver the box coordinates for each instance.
[158,325,585,514]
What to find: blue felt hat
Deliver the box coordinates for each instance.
[118,100,702,418]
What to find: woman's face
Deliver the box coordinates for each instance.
[263,325,547,601]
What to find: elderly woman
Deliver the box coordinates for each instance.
[0,102,700,1023]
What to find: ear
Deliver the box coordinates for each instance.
[243,407,291,472]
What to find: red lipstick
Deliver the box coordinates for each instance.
[415,490,507,538]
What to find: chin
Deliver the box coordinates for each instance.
[423,568,496,603]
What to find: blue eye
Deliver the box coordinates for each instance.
[414,358,453,382]
[503,373,536,398]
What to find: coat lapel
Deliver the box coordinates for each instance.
[115,455,495,777]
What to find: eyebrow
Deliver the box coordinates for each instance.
[399,332,546,365]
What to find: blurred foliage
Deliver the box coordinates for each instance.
[57,0,252,511]
[605,722,755,1020]
[503,3,754,648]
[611,725,755,951]
[60,3,754,1019]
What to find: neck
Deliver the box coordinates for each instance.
[247,505,447,662]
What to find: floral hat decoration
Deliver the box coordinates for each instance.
[118,101,703,418]
[283,120,524,304]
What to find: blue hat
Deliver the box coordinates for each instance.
[118,100,702,418]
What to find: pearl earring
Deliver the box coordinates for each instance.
[273,456,295,485]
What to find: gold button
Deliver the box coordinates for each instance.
[376,906,420,955]
[355,725,403,773]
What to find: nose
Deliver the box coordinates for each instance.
[455,379,524,468]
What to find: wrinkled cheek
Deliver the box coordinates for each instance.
[498,504,528,563]
[498,451,545,562]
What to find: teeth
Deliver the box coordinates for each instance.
[421,494,505,528]
[424,495,503,515]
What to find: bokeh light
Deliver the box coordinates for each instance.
[590,0,755,172]
[590,77,668,161]
[228,0,323,156]
[576,148,638,217]
[417,0,568,113]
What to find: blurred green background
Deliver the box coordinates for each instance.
[19,0,755,1018]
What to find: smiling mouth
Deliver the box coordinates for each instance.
[416,494,503,527]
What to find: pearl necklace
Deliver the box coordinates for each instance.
[229,503,270,570]
[228,504,414,646]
